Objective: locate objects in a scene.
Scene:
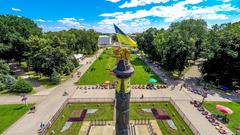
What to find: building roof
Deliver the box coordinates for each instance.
[73,54,83,59]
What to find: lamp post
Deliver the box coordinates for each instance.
[201,92,208,105]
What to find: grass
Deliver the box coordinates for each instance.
[0,89,36,96]
[161,66,191,80]
[203,101,240,133]
[47,103,113,135]
[77,48,163,85]
[48,102,193,135]
[0,104,32,134]
[25,71,73,88]
[130,102,194,135]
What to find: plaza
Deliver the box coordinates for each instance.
[0,46,238,135]
[0,5,240,135]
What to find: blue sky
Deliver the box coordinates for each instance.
[0,0,240,33]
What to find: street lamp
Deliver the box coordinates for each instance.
[201,92,208,105]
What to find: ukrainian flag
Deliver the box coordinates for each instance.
[114,24,137,47]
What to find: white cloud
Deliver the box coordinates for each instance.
[131,18,151,27]
[79,18,85,21]
[12,8,21,12]
[221,0,231,2]
[99,0,239,24]
[106,0,120,3]
[58,18,83,28]
[34,19,46,22]
[100,12,123,17]
[119,0,170,8]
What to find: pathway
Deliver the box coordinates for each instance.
[136,52,234,135]
[9,63,46,92]
[2,48,237,135]
[3,49,104,135]
[0,95,46,105]
[175,100,232,135]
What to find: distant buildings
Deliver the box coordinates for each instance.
[98,35,112,46]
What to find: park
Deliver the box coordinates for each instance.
[0,1,240,135]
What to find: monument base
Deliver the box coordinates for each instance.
[83,121,157,135]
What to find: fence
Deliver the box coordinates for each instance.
[170,98,201,135]
[39,97,201,135]
[130,97,170,102]
[39,99,69,135]
[68,98,115,103]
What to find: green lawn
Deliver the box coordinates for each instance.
[77,48,162,85]
[130,102,194,135]
[203,101,240,133]
[0,104,31,134]
[0,89,36,96]
[47,103,113,135]
[25,71,73,88]
[48,102,193,135]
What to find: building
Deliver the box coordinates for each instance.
[98,35,112,46]
[73,54,84,61]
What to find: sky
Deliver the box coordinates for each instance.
[0,0,240,33]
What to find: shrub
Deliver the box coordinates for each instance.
[0,74,15,90]
[144,67,151,73]
[50,69,61,84]
[5,75,16,90]
[0,82,6,91]
[12,78,33,93]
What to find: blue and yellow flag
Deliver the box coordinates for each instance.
[114,24,137,47]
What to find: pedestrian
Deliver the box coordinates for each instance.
[180,84,183,91]
[40,121,45,129]
[141,94,144,99]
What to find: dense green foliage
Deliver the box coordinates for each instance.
[136,19,207,74]
[50,69,61,84]
[0,15,99,88]
[28,29,99,77]
[136,19,240,86]
[0,15,41,61]
[12,78,33,93]
[77,48,162,85]
[0,60,16,91]
[202,22,240,86]
[203,102,240,133]
[0,104,32,134]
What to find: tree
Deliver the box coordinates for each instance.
[202,22,240,86]
[136,28,159,61]
[0,60,16,91]
[30,46,70,76]
[12,78,33,93]
[50,69,61,84]
[0,60,10,75]
[0,15,42,62]
[137,19,208,74]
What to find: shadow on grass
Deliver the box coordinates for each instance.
[14,106,25,110]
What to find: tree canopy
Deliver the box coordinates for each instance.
[136,19,240,86]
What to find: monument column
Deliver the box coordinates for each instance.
[114,58,134,135]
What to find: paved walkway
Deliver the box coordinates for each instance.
[3,49,104,135]
[0,95,46,105]
[9,63,46,92]
[175,100,232,135]
[1,48,237,135]
[136,52,234,135]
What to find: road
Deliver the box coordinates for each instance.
[2,49,104,135]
